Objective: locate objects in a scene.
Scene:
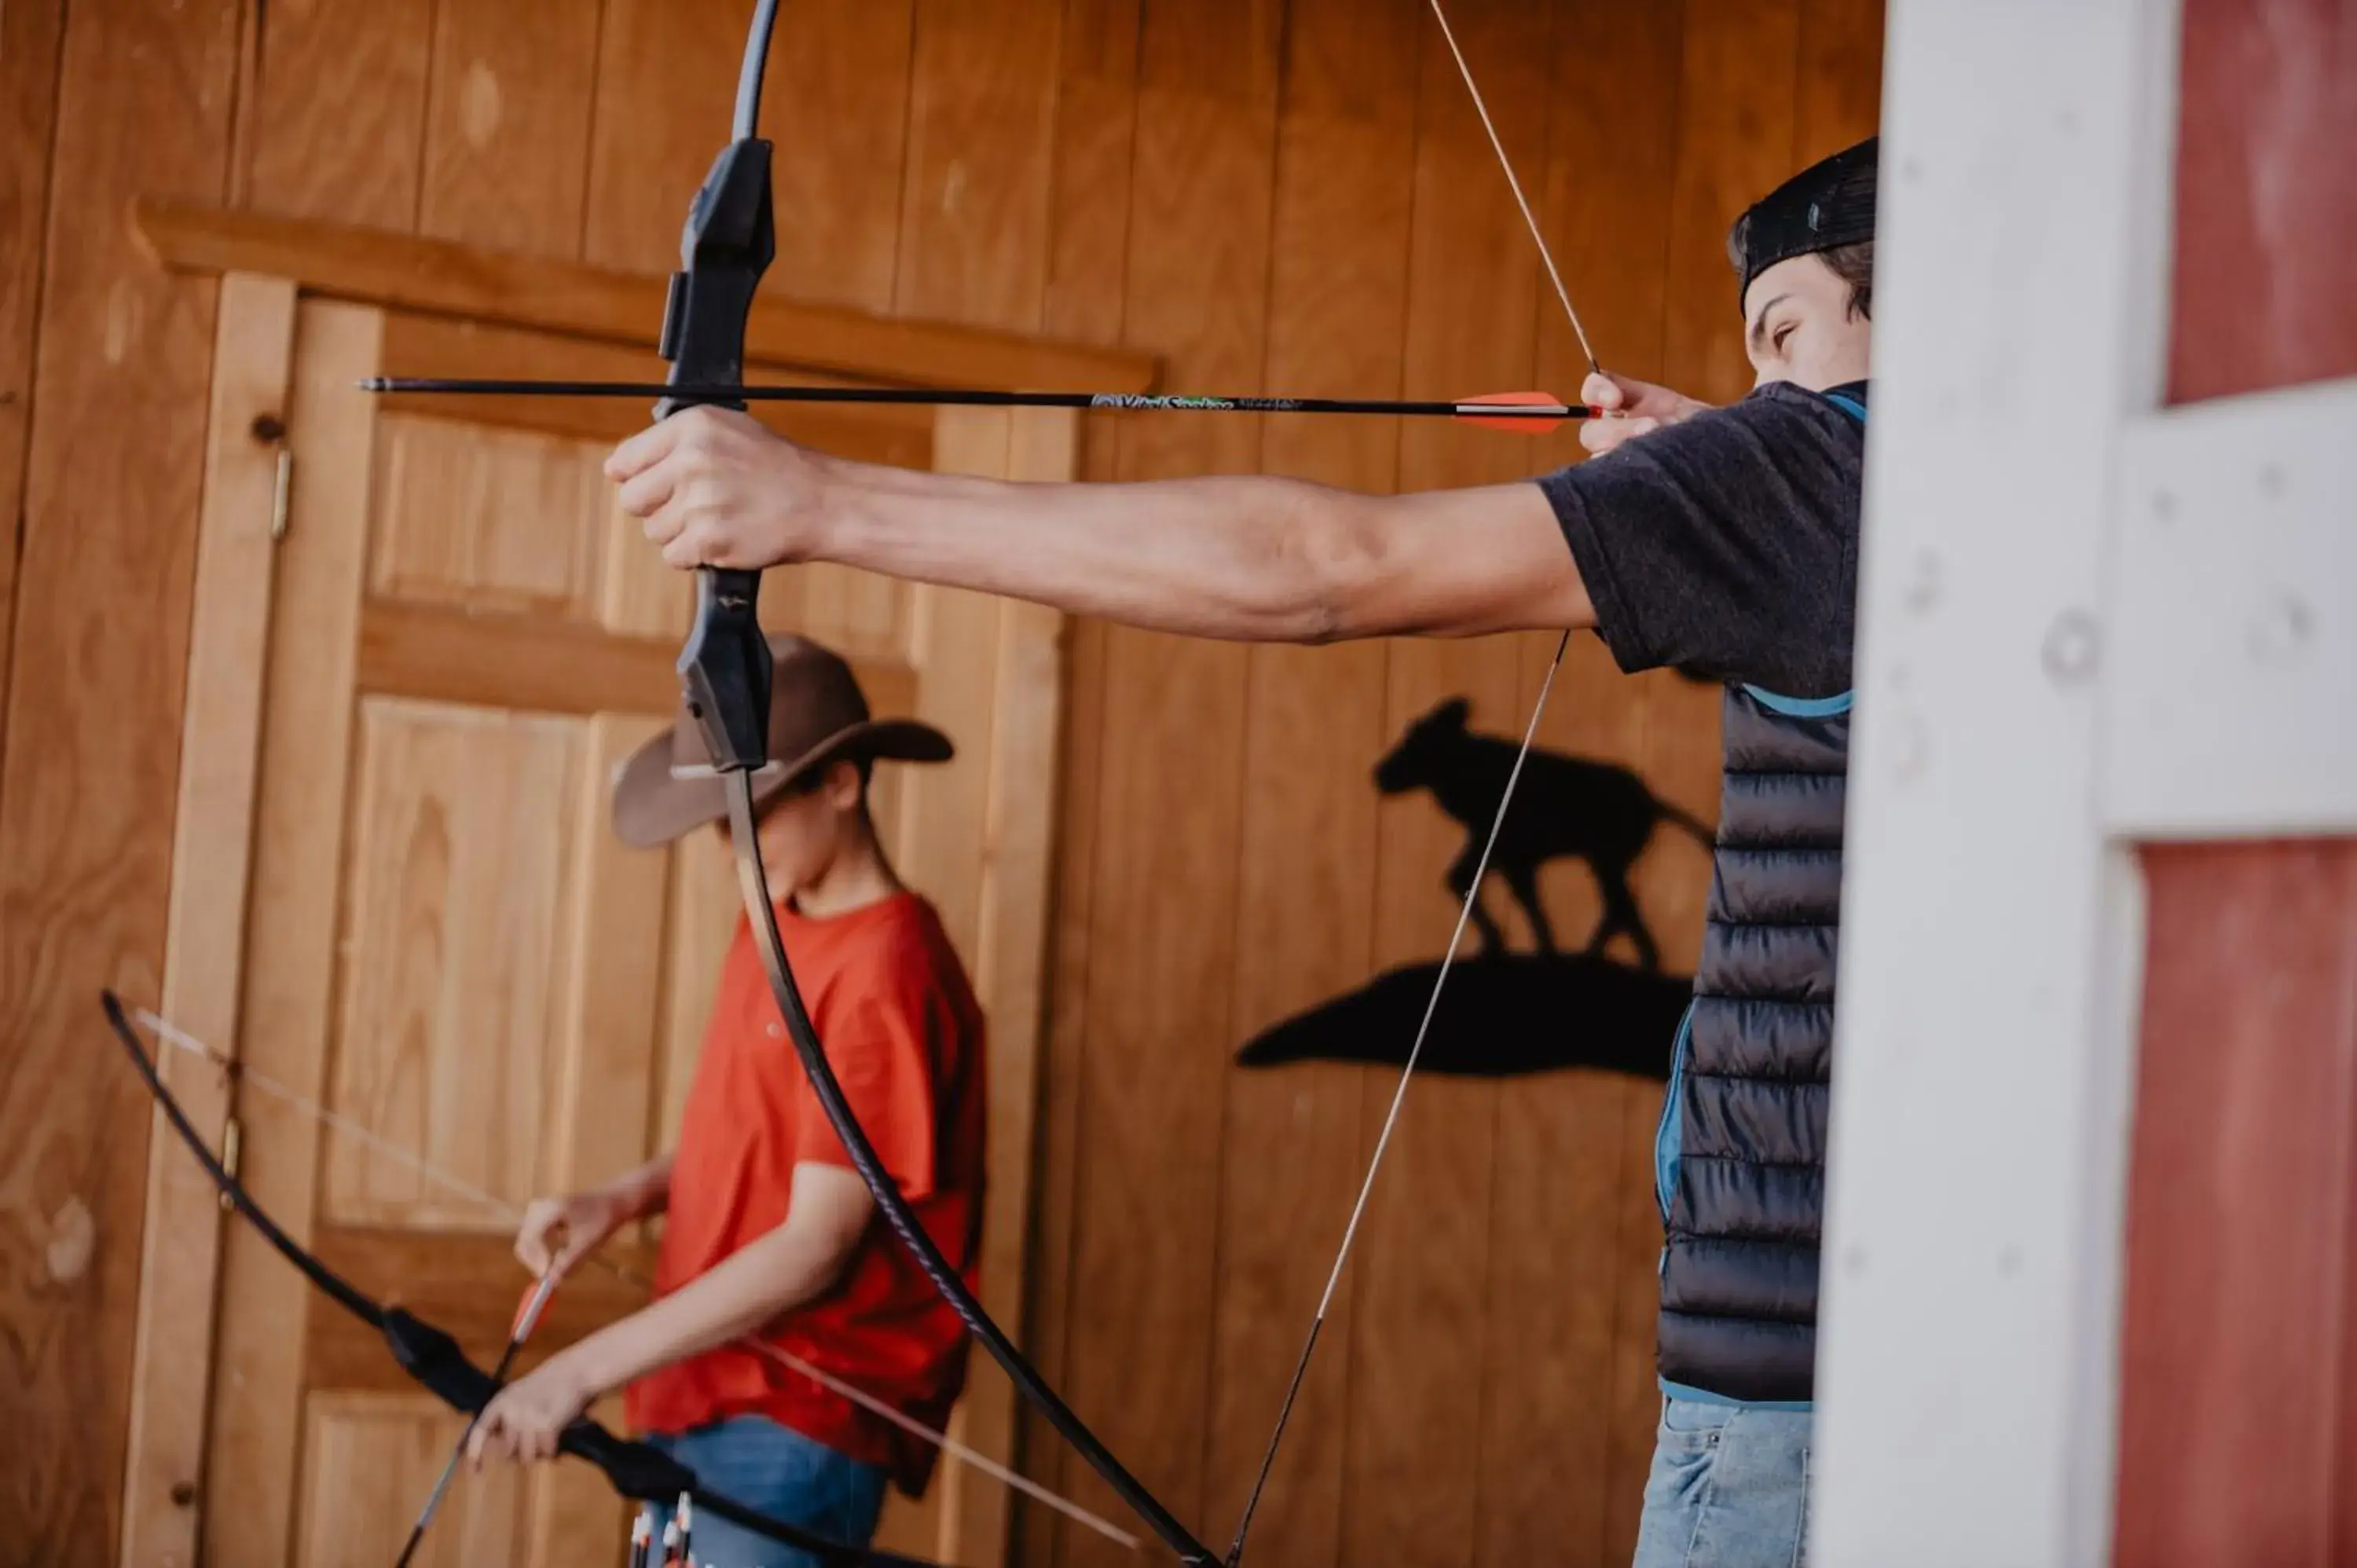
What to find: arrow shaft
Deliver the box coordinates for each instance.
[361,377,1584,423]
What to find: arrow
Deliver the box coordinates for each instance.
[391,1270,562,1566]
[358,377,1592,434]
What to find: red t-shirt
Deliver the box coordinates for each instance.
[625,892,987,1493]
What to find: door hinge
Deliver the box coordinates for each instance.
[218,1116,243,1211]
[269,446,295,541]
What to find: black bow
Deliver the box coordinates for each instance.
[654,2,1217,1563]
[100,991,937,1568]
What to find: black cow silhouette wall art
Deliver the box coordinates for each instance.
[1372,696,1713,972]
[1236,695,1709,1084]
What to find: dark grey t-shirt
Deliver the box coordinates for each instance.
[1538,380,1866,699]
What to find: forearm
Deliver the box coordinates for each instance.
[563,1220,852,1395]
[817,459,1363,640]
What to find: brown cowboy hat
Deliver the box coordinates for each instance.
[609,634,953,848]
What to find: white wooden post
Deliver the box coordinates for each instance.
[1811,2,2184,1564]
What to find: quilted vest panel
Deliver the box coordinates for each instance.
[1655,685,1847,1401]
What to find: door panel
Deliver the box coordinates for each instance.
[326,698,587,1228]
[368,415,614,619]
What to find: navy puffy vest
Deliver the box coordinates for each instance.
[1654,684,1847,1401]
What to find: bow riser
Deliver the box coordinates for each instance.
[662,134,779,776]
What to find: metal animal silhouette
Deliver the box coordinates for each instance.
[1373,697,1714,970]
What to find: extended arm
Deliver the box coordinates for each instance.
[610,409,1594,643]
[826,461,1593,642]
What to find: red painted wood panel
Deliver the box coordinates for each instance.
[2115,5,2357,1563]
[2115,845,2357,1567]
[2166,0,2357,403]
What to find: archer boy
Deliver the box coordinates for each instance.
[608,137,1881,1568]
[467,635,989,1568]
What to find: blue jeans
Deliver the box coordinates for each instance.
[647,1415,890,1568]
[1629,1397,1813,1568]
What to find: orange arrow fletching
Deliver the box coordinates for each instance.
[1451,390,1585,434]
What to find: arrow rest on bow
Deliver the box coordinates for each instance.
[661,0,779,779]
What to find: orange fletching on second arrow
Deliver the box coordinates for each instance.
[1452,390,1588,434]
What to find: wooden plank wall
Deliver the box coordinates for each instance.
[1025,6,1883,1567]
[2110,1,2357,1564]
[0,2,1881,1563]
[1,0,245,1559]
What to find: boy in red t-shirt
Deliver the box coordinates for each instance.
[467,636,988,1567]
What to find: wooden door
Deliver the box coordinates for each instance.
[123,279,1074,1568]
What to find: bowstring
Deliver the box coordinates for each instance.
[130,1008,1143,1554]
[1424,0,1600,376]
[1221,632,1568,1563]
[1226,5,1597,1559]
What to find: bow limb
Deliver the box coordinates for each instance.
[98,991,939,1568]
[719,773,1219,1565]
[104,990,381,1328]
[658,5,1215,1563]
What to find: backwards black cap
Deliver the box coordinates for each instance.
[1732,136,1879,308]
